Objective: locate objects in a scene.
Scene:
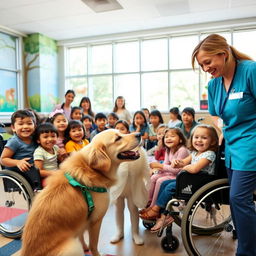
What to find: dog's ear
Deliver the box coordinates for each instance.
[88,144,111,172]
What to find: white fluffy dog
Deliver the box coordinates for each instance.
[110,147,150,245]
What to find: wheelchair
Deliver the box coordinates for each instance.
[0,136,42,239]
[144,142,237,255]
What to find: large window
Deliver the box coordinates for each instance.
[233,30,256,60]
[0,31,21,116]
[65,28,256,113]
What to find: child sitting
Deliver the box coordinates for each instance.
[140,127,189,217]
[0,110,41,190]
[65,120,89,154]
[154,124,168,162]
[70,106,83,121]
[142,124,219,232]
[90,112,108,141]
[0,110,37,172]
[81,114,95,142]
[129,110,149,143]
[168,107,182,128]
[33,123,60,187]
[147,124,167,162]
[147,110,164,150]
[106,112,119,128]
[49,110,69,161]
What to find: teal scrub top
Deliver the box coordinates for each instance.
[208,60,256,171]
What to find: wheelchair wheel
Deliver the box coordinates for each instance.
[181,178,236,256]
[0,169,34,238]
[161,235,179,252]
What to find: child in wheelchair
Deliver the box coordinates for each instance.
[141,127,189,216]
[140,124,219,233]
[0,109,42,190]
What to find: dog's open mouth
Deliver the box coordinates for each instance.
[117,150,140,160]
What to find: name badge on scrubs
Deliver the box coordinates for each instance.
[228,92,243,100]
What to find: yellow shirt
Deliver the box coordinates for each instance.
[65,139,89,153]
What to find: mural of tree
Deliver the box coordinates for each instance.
[23,33,58,110]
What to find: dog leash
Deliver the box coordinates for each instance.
[64,173,107,215]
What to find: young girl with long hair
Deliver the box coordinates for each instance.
[168,107,182,128]
[147,109,164,150]
[113,96,132,124]
[129,110,149,142]
[70,106,83,121]
[64,120,89,154]
[79,96,95,118]
[140,127,189,218]
[141,124,219,232]
[49,110,69,161]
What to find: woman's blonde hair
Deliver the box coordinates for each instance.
[189,124,219,152]
[192,34,252,70]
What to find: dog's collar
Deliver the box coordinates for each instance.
[64,173,107,215]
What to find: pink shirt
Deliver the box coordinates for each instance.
[162,145,189,179]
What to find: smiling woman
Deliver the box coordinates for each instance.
[192,33,256,256]
[53,90,76,120]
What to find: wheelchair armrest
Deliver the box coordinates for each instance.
[175,170,216,200]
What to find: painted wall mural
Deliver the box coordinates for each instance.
[0,32,17,112]
[24,33,58,112]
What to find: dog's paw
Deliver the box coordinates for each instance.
[132,234,144,245]
[110,233,124,243]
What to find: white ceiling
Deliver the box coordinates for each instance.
[0,0,256,41]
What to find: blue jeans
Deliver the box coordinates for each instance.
[227,168,256,256]
[156,179,176,208]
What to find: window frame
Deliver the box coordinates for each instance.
[64,27,256,113]
[0,30,23,123]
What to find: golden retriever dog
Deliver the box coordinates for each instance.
[109,147,150,245]
[20,129,141,256]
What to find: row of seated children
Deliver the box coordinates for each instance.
[0,108,160,187]
[0,110,84,188]
[139,124,219,233]
[0,105,198,183]
[65,103,186,150]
